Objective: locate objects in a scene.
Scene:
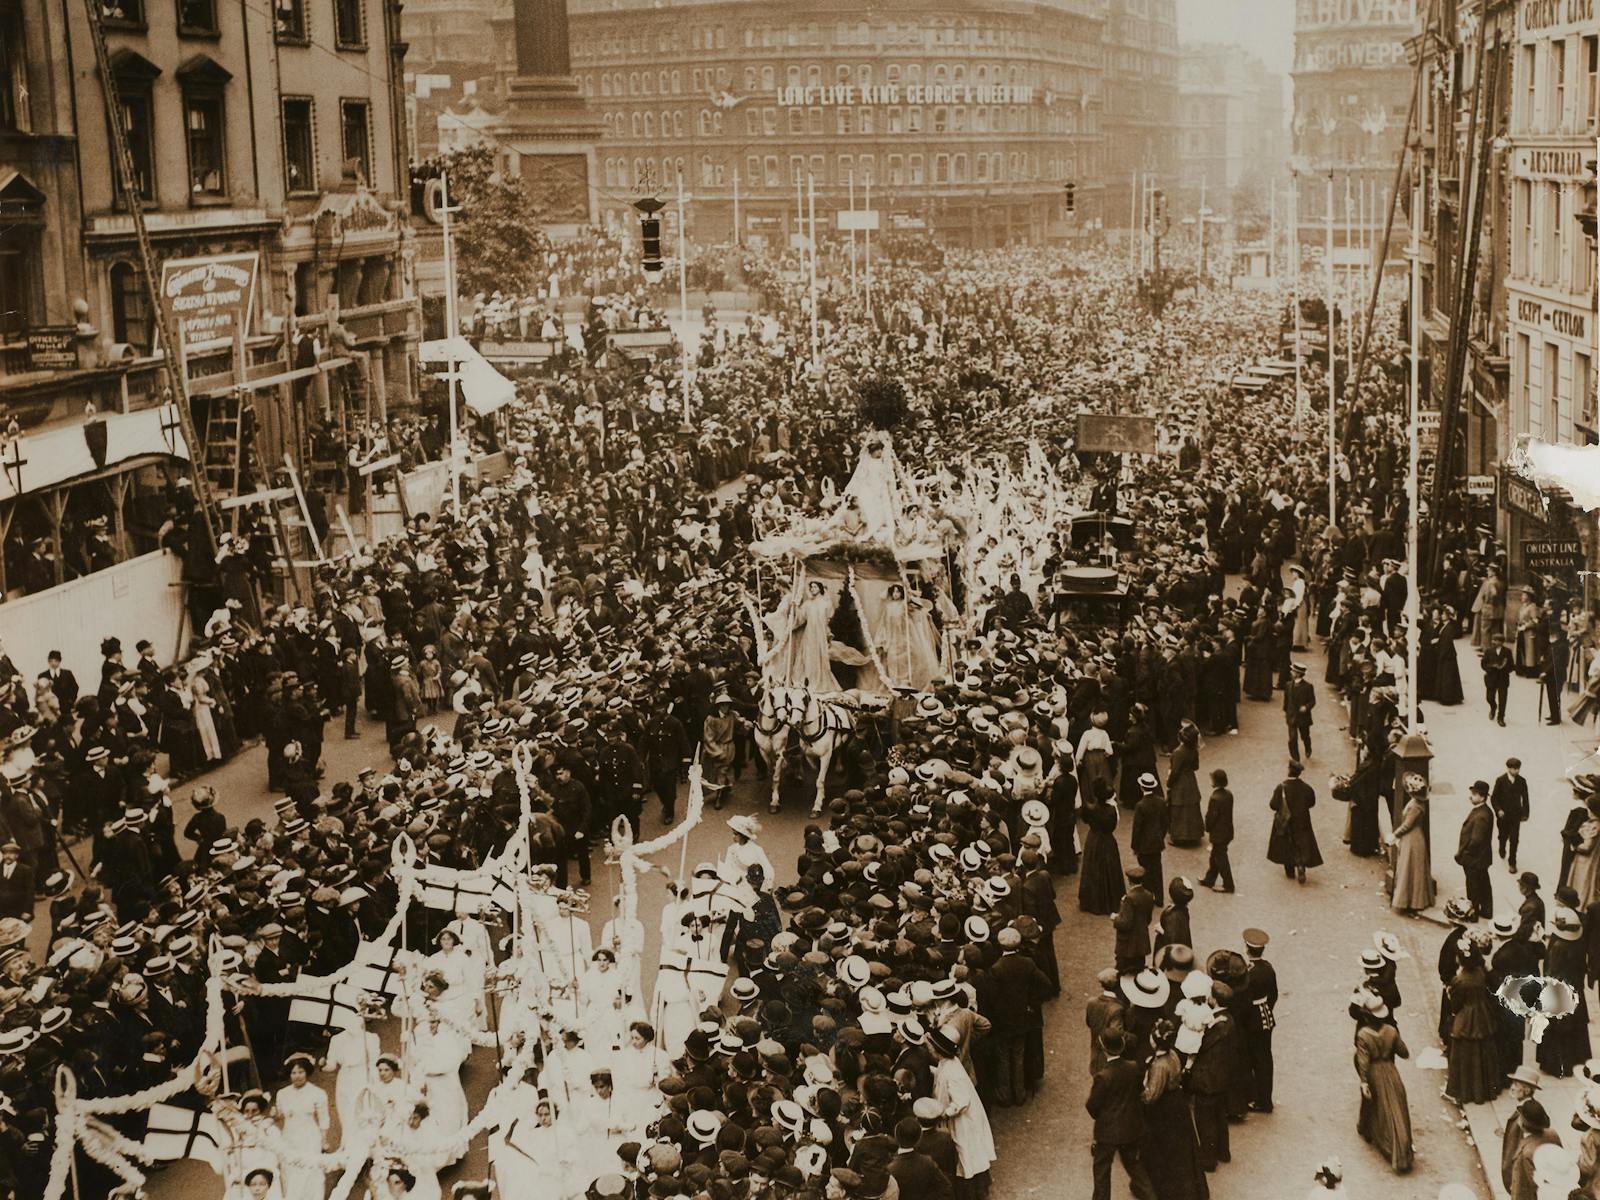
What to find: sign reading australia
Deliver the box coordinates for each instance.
[777,83,1035,108]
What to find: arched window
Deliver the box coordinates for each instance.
[761,66,776,91]
[673,111,683,137]
[629,72,640,94]
[857,64,871,87]
[601,74,612,97]
[806,64,822,87]
[109,261,152,354]
[932,63,948,84]
[952,63,965,83]
[632,158,644,186]
[711,111,722,134]
[603,113,614,134]
[700,154,714,186]
[631,112,641,137]
[658,70,668,94]
[671,70,681,94]
[906,63,922,84]
[643,111,654,137]
[698,109,710,136]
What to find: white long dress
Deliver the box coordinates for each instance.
[407,1023,470,1141]
[323,1024,381,1142]
[933,1056,995,1180]
[842,443,901,541]
[425,945,485,1030]
[611,1042,666,1134]
[273,1082,329,1200]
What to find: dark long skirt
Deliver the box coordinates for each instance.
[1142,1090,1209,1200]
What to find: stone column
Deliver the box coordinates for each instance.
[516,0,571,78]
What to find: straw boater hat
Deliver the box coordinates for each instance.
[727,815,761,840]
[1121,969,1171,1009]
[1020,799,1050,827]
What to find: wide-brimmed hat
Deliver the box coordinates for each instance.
[727,815,761,840]
[1121,969,1171,1009]
[1020,799,1050,827]
[1373,931,1405,961]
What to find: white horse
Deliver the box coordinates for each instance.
[754,686,854,817]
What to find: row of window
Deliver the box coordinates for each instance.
[113,67,371,202]
[98,0,365,46]
[1514,33,1600,137]
[574,16,1080,61]
[587,58,1049,100]
[1509,178,1597,297]
[596,101,1075,142]
[1514,332,1596,444]
[599,149,1066,192]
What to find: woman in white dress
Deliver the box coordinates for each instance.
[868,583,943,691]
[768,581,840,692]
[928,1024,995,1194]
[406,1015,471,1141]
[385,1103,447,1200]
[273,1054,330,1200]
[842,434,902,542]
[322,1020,382,1143]
[225,1093,284,1200]
[425,927,486,1031]
[368,1054,409,1131]
[611,1021,666,1134]
[186,662,223,762]
[581,949,637,1052]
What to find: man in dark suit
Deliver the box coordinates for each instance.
[1086,1030,1157,1200]
[1084,968,1127,1077]
[38,651,78,712]
[1199,767,1235,893]
[1379,559,1407,635]
[1129,774,1167,896]
[0,840,34,920]
[1491,757,1531,872]
[887,1117,953,1200]
[1458,780,1496,918]
[1545,629,1571,725]
[911,1097,958,1183]
[641,701,689,823]
[1240,928,1279,1113]
[1482,632,1514,725]
[987,926,1052,1106]
[1112,865,1156,975]
[1283,661,1316,761]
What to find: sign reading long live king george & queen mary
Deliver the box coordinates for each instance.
[776,83,1035,108]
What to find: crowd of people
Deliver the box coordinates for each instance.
[0,234,1593,1200]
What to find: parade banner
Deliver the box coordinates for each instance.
[1076,414,1158,455]
[140,1104,229,1173]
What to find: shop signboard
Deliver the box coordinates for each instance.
[158,252,259,353]
[1523,539,1584,573]
[1500,466,1547,522]
[24,326,77,371]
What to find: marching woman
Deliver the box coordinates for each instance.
[274,1053,331,1200]
[1074,711,1116,808]
[405,1011,471,1142]
[611,1020,668,1133]
[1352,991,1414,1173]
[322,1011,383,1144]
[426,924,487,1032]
[1077,779,1126,917]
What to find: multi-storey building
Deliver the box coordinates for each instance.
[1501,0,1599,576]
[0,0,418,662]
[1102,0,1179,231]
[1290,0,1421,254]
[1177,44,1286,215]
[1410,0,1516,511]
[462,0,1115,248]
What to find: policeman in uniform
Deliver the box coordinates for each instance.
[1240,927,1277,1113]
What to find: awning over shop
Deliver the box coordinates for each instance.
[417,338,516,415]
[0,405,190,503]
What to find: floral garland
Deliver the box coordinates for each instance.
[846,565,894,690]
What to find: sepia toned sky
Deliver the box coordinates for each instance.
[1177,0,1297,74]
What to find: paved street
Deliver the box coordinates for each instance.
[113,615,1577,1197]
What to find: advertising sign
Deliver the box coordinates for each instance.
[1466,474,1496,498]
[1500,467,1547,522]
[25,326,78,371]
[1076,415,1158,455]
[1523,539,1584,573]
[158,252,259,353]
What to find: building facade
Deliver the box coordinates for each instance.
[1501,0,1599,580]
[1290,0,1420,253]
[1102,0,1179,234]
[0,0,419,607]
[514,0,1115,248]
[1176,44,1286,215]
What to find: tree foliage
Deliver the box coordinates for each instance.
[420,145,554,298]
[857,374,909,430]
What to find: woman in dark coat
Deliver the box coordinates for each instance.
[1353,999,1414,1173]
[1435,898,1476,1048]
[1266,760,1323,883]
[1445,941,1501,1103]
[1077,778,1126,916]
[1140,1019,1209,1200]
[1116,705,1161,808]
[1165,721,1204,847]
[1537,905,1592,1077]
[1241,615,1274,701]
[1342,754,1384,858]
[1431,606,1465,706]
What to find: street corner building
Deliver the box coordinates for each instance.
[0,0,422,664]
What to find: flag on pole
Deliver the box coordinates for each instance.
[350,940,406,998]
[286,983,367,1031]
[141,1104,230,1173]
